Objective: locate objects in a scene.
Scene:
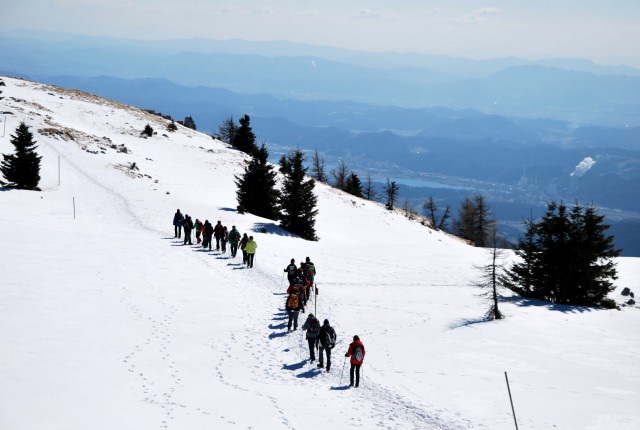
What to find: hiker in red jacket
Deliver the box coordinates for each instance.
[345,335,365,387]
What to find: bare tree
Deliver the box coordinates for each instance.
[363,171,378,201]
[217,116,237,144]
[383,178,399,210]
[422,195,451,230]
[311,149,327,183]
[330,159,349,190]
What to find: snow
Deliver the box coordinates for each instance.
[1,76,639,429]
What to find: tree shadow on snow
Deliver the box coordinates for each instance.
[502,295,594,313]
[251,222,298,238]
[448,317,488,330]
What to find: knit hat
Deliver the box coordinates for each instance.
[323,319,329,325]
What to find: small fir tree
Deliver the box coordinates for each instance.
[363,171,378,201]
[167,120,178,132]
[344,172,363,198]
[423,195,451,230]
[183,116,197,130]
[235,143,279,219]
[232,114,258,155]
[278,149,318,241]
[143,124,154,137]
[1,122,42,190]
[476,224,504,320]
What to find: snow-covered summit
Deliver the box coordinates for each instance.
[1,76,639,429]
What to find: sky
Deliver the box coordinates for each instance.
[1,0,640,66]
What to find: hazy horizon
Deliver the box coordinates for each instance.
[2,0,640,68]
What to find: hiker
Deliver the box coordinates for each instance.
[286,282,305,313]
[194,218,203,244]
[213,220,224,251]
[317,319,336,372]
[221,226,229,254]
[240,233,249,263]
[173,209,184,238]
[302,313,321,363]
[284,259,298,284]
[183,214,194,245]
[245,236,257,268]
[228,226,241,257]
[203,220,214,251]
[285,290,302,331]
[345,335,366,387]
[304,257,316,279]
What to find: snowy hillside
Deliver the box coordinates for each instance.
[1,76,639,430]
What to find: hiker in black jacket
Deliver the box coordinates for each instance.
[284,259,298,284]
[317,319,336,372]
[203,220,214,251]
[173,209,184,238]
[302,313,321,363]
[183,215,194,245]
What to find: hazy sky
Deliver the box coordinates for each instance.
[2,0,640,66]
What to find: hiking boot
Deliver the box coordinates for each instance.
[326,368,330,372]
[317,363,323,369]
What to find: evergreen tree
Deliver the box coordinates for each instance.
[143,124,154,137]
[167,120,178,132]
[278,149,318,241]
[183,116,197,130]
[235,143,279,220]
[1,122,42,190]
[504,201,620,307]
[232,114,258,155]
[476,224,504,320]
[344,172,363,198]
[218,116,237,144]
[452,196,476,242]
[383,178,399,210]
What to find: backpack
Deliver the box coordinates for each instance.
[324,326,336,348]
[354,345,364,361]
[287,294,299,309]
[309,318,321,337]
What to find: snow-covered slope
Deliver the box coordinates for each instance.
[1,76,639,430]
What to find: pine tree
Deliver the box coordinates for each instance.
[167,120,178,132]
[476,225,504,320]
[278,149,318,241]
[504,201,620,307]
[344,172,363,198]
[183,116,197,130]
[143,124,154,137]
[1,122,42,190]
[235,143,279,220]
[232,114,258,155]
[383,178,399,210]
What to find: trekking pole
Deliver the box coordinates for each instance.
[314,283,317,316]
[505,372,519,430]
[361,365,364,387]
[299,328,303,359]
[280,272,285,289]
[339,356,347,385]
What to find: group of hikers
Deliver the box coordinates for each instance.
[283,257,366,388]
[172,208,365,388]
[172,209,257,268]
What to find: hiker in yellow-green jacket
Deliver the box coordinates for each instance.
[245,235,257,268]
